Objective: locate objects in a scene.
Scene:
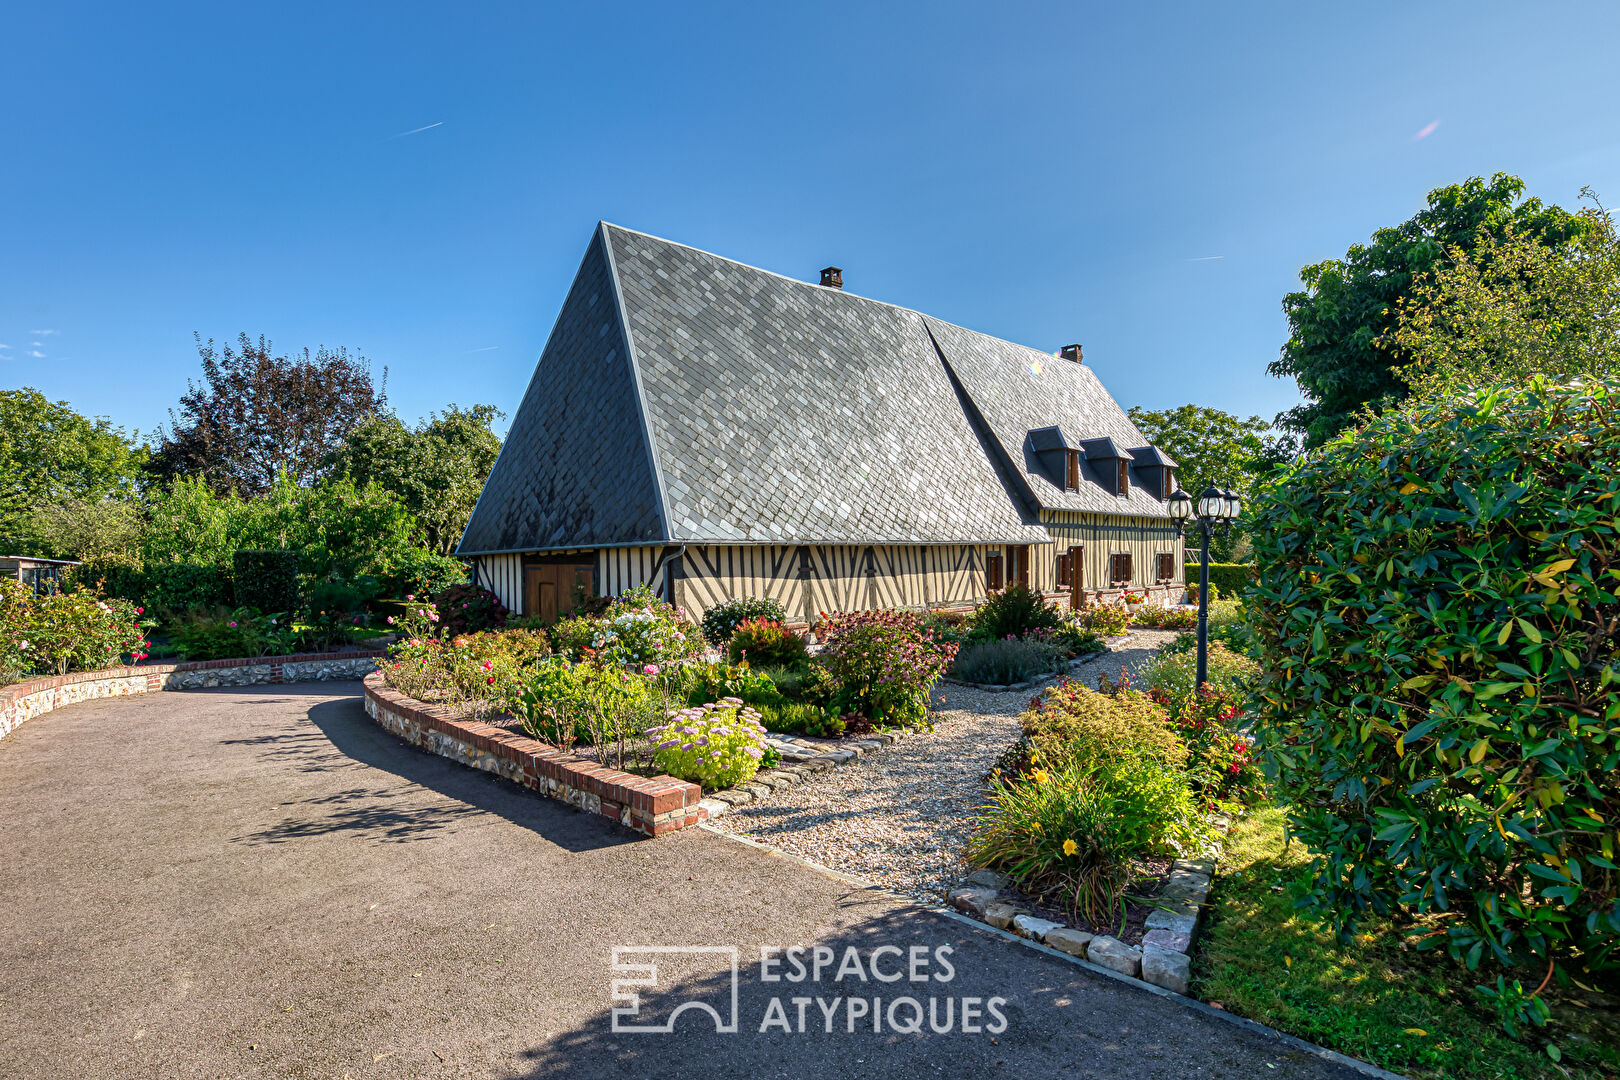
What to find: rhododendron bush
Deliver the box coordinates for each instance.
[0,580,150,682]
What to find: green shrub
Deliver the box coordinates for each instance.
[0,579,32,684]
[431,583,508,635]
[303,577,370,651]
[967,756,1215,926]
[547,615,597,660]
[759,701,845,738]
[675,661,784,709]
[974,584,1061,640]
[381,548,468,600]
[950,636,1066,685]
[171,606,301,660]
[726,618,809,669]
[1017,679,1187,775]
[1134,640,1258,701]
[232,550,299,615]
[650,698,769,788]
[1052,623,1107,657]
[701,596,788,645]
[504,657,656,764]
[1249,377,1620,980]
[578,583,704,667]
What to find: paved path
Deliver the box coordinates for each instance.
[0,682,1365,1080]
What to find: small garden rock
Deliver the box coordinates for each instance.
[1011,914,1061,941]
[1143,910,1197,935]
[947,886,998,916]
[964,869,1008,890]
[1141,928,1190,953]
[1140,946,1191,994]
[1086,936,1141,978]
[983,902,1027,930]
[1044,928,1093,958]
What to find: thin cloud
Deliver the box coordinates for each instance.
[0,343,9,349]
[389,121,443,139]
[1185,255,1224,262]
[1413,119,1440,141]
[28,350,46,358]
[468,345,500,353]
[30,340,43,346]
[29,328,57,336]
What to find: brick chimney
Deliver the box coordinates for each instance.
[819,266,843,289]
[1059,344,1083,363]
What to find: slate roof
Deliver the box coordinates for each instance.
[458,224,1164,555]
[922,315,1173,518]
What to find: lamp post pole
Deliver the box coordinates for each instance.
[1166,484,1239,694]
[1197,515,1212,690]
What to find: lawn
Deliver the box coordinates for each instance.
[1193,807,1620,1080]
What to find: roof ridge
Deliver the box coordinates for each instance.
[597,221,1064,361]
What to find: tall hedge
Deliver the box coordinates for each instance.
[1248,378,1620,979]
[233,550,300,614]
[1182,562,1254,599]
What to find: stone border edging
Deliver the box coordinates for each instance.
[703,825,1412,1080]
[699,730,902,821]
[0,649,387,744]
[361,673,704,837]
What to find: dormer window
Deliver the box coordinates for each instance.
[1066,451,1080,491]
[1116,459,1130,496]
[1162,467,1175,500]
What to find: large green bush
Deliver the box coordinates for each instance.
[1249,378,1620,981]
[233,550,299,614]
[973,583,1061,640]
[701,596,787,645]
[1184,562,1254,599]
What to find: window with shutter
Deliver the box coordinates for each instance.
[1066,451,1080,491]
[986,553,1004,592]
[1057,553,1070,586]
[1117,460,1130,496]
[1156,553,1174,582]
[1110,552,1132,586]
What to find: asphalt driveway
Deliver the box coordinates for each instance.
[0,683,1370,1080]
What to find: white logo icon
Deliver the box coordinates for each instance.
[610,946,740,1033]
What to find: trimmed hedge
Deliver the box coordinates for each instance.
[1248,378,1620,982]
[1183,561,1254,599]
[233,550,300,614]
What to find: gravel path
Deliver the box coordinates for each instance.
[708,628,1182,902]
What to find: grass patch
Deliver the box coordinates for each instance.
[1193,806,1620,1080]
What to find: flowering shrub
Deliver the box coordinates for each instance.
[381,600,549,718]
[508,658,657,764]
[1128,605,1197,631]
[1072,602,1131,637]
[1,579,34,684]
[968,757,1215,926]
[649,697,768,788]
[1134,640,1259,701]
[813,609,957,729]
[586,584,702,667]
[22,588,150,676]
[700,595,787,645]
[1152,688,1264,803]
[430,584,508,636]
[726,618,809,669]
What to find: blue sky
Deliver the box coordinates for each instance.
[4,2,1618,440]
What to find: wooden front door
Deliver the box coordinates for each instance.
[524,563,594,622]
[1068,544,1084,608]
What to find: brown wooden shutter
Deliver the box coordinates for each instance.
[1156,553,1174,581]
[1057,553,1069,586]
[1117,460,1130,496]
[1111,552,1132,585]
[1066,451,1080,491]
[986,553,1003,592]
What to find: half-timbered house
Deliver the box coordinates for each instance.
[458,224,1183,621]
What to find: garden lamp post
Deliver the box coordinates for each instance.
[1165,484,1241,690]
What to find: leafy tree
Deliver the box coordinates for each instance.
[148,333,386,495]
[24,498,145,568]
[329,404,503,555]
[1270,174,1586,447]
[1390,189,1620,395]
[1127,404,1279,558]
[0,388,145,549]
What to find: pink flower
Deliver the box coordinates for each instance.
[643,664,660,675]
[228,621,238,628]
[387,616,395,625]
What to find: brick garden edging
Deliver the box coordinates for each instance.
[0,650,386,745]
[361,672,705,838]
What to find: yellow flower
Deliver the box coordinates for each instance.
[1063,839,1078,856]
[1032,769,1049,784]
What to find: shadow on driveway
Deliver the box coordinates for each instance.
[227,690,637,855]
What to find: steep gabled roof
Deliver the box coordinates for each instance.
[922,316,1172,518]
[459,224,1051,554]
